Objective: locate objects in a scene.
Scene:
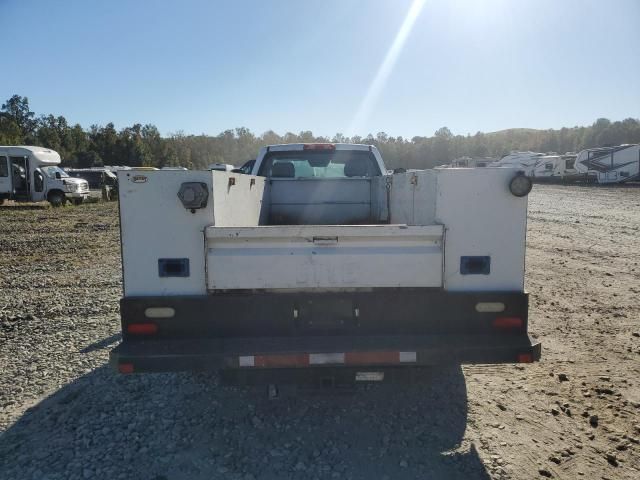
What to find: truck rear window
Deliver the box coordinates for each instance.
[258,150,381,178]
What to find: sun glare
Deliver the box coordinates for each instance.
[347,0,427,137]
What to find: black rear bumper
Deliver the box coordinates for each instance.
[110,289,540,375]
[110,333,541,373]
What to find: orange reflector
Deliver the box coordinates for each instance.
[492,317,523,329]
[345,351,399,365]
[303,143,336,150]
[127,323,158,335]
[518,353,533,363]
[118,363,134,374]
[254,354,309,367]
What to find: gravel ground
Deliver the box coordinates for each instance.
[0,185,639,480]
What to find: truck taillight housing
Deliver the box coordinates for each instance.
[303,144,336,150]
[127,323,158,335]
[118,363,135,374]
[492,317,523,330]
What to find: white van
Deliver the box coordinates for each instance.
[0,146,90,206]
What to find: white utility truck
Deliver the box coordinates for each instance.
[111,143,540,385]
[0,146,90,206]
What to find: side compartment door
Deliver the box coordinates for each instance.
[205,225,444,290]
[0,155,11,196]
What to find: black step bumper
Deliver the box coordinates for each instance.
[111,289,540,375]
[110,333,541,373]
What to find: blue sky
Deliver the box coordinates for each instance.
[1,0,639,138]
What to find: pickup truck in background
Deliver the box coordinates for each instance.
[110,143,539,385]
[65,167,119,201]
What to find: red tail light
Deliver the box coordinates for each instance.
[127,323,158,335]
[518,353,533,363]
[492,317,523,329]
[303,144,335,150]
[118,363,134,374]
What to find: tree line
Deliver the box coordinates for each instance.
[1,94,639,170]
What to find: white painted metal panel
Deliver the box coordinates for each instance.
[119,170,267,296]
[119,170,214,296]
[434,167,527,292]
[211,171,267,226]
[389,170,437,225]
[206,225,443,290]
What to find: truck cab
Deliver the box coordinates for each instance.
[111,143,539,385]
[65,168,119,201]
[0,146,90,206]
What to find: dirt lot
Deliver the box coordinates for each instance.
[0,184,639,480]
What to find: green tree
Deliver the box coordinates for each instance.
[1,95,37,140]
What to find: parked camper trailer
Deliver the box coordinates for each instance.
[489,152,545,175]
[451,157,496,168]
[575,144,640,184]
[0,146,90,206]
[531,154,578,180]
[110,143,540,385]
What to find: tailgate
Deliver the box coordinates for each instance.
[205,224,443,290]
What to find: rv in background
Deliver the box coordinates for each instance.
[489,152,546,176]
[451,157,496,168]
[0,146,89,206]
[575,144,640,184]
[531,154,578,180]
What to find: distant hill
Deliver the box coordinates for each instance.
[485,128,543,136]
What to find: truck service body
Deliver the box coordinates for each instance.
[111,143,540,383]
[0,146,89,206]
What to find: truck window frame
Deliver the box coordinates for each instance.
[257,150,382,178]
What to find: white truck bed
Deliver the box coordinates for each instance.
[118,166,527,296]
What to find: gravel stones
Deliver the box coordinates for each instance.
[1,186,640,480]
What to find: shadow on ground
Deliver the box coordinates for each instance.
[0,363,489,480]
[80,333,122,354]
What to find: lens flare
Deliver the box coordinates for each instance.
[347,0,426,136]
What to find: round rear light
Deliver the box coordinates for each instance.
[509,174,532,197]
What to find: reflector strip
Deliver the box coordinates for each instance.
[237,351,418,368]
[144,307,175,318]
[254,354,309,367]
[239,356,255,367]
[399,351,417,363]
[309,353,345,365]
[475,302,505,313]
[345,351,400,365]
